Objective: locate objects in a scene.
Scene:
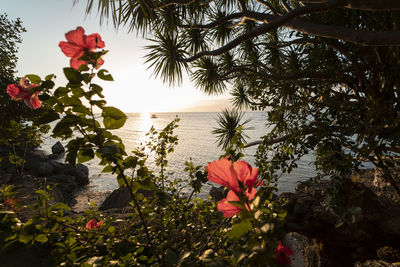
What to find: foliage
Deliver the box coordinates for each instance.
[0,14,49,174]
[0,14,42,127]
[0,27,290,266]
[0,120,49,175]
[80,0,400,197]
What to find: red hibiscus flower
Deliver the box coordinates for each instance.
[59,26,105,70]
[217,188,257,218]
[206,157,259,193]
[6,77,41,109]
[86,218,102,230]
[275,241,293,266]
[3,199,18,211]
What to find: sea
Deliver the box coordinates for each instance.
[40,112,317,197]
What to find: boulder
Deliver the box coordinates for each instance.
[282,178,400,266]
[51,141,65,155]
[100,187,131,210]
[38,162,55,177]
[284,232,327,267]
[63,163,89,186]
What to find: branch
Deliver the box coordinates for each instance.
[182,0,345,62]
[282,16,400,46]
[289,0,400,11]
[244,127,317,148]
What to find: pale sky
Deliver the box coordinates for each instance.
[2,0,232,113]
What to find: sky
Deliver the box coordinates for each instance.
[2,0,232,113]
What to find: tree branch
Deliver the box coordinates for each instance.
[289,0,400,11]
[182,0,345,62]
[282,16,400,46]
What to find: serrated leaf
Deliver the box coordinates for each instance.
[97,69,114,81]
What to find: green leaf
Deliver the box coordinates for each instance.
[228,219,252,239]
[25,74,41,84]
[36,111,60,125]
[102,107,127,129]
[165,249,179,267]
[50,203,71,211]
[108,226,115,233]
[102,165,113,173]
[35,234,48,243]
[19,234,33,244]
[41,80,55,89]
[97,69,114,81]
[138,179,157,191]
[77,149,95,163]
[90,84,105,98]
[78,64,89,72]
[53,116,75,137]
[123,156,138,169]
[54,86,69,97]
[91,100,106,108]
[117,175,125,187]
[45,74,55,81]
[63,67,83,83]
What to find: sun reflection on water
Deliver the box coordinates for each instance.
[135,112,154,149]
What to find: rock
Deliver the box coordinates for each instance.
[0,173,13,183]
[38,162,55,177]
[377,246,400,263]
[100,187,131,210]
[77,164,89,178]
[354,260,397,267]
[47,174,79,204]
[284,232,327,267]
[282,178,400,266]
[51,141,65,155]
[63,164,89,186]
[23,154,43,173]
[209,186,228,201]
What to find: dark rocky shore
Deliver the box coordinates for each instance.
[1,143,400,266]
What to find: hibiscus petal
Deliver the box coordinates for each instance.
[65,26,86,47]
[59,41,84,58]
[206,157,239,191]
[217,196,240,218]
[233,160,259,190]
[23,92,41,109]
[86,33,105,50]
[7,84,22,99]
[86,219,98,230]
[70,57,88,70]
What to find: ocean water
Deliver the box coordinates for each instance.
[40,112,316,196]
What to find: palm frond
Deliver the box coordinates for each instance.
[191,57,226,95]
[212,109,253,149]
[144,32,189,86]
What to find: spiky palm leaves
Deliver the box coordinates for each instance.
[212,109,253,150]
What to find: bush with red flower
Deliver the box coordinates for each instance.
[1,26,289,267]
